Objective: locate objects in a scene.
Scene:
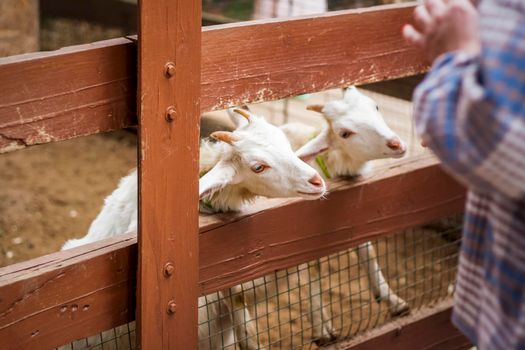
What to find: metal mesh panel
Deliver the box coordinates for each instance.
[197,215,462,349]
[55,323,136,350]
[58,216,461,349]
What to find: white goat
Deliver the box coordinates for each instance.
[228,87,410,345]
[289,87,410,337]
[62,108,326,350]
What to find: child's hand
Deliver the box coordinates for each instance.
[403,0,481,61]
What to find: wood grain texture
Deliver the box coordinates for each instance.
[137,0,201,348]
[201,2,427,111]
[0,234,137,350]
[324,299,471,350]
[0,38,137,153]
[0,155,466,348]
[0,3,426,153]
[198,153,465,293]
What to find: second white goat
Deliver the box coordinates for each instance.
[228,87,410,346]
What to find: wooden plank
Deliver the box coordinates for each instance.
[324,299,471,350]
[0,37,137,153]
[198,153,465,293]
[137,0,201,348]
[0,234,137,350]
[0,3,426,153]
[201,2,426,111]
[0,155,466,349]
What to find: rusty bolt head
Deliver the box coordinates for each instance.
[166,107,176,122]
[164,62,176,78]
[164,262,175,277]
[167,301,177,314]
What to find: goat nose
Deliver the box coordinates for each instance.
[308,173,323,187]
[387,138,405,152]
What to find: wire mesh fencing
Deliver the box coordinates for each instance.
[57,215,462,349]
[197,215,462,349]
[56,323,136,350]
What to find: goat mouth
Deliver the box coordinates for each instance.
[297,190,325,197]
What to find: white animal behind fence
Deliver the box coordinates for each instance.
[61,88,413,349]
[289,86,410,322]
[227,87,410,346]
[61,108,326,350]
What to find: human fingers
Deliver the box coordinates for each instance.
[413,5,434,33]
[402,24,425,47]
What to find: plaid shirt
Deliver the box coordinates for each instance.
[413,1,525,348]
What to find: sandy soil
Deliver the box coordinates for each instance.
[0,131,137,267]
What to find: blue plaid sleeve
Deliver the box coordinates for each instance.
[413,8,525,200]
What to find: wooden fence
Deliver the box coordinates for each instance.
[0,1,471,349]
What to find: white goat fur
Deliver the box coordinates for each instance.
[283,87,407,177]
[284,88,409,339]
[228,88,410,345]
[62,109,326,350]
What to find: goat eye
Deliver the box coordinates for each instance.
[376,105,379,111]
[339,130,355,139]
[251,163,268,173]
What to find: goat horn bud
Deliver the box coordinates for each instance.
[211,131,239,145]
[306,105,324,113]
[232,108,251,123]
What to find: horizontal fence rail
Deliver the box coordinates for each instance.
[326,299,471,350]
[0,235,137,350]
[198,154,464,292]
[0,153,465,349]
[0,2,426,153]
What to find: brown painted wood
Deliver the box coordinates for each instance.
[0,3,426,153]
[201,3,427,111]
[0,155,466,349]
[198,154,465,293]
[0,37,137,153]
[137,0,201,348]
[324,299,471,350]
[0,234,137,350]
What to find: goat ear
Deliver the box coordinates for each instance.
[227,107,252,129]
[199,161,242,199]
[211,131,239,145]
[295,128,331,162]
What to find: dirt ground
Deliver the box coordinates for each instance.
[0,131,137,267]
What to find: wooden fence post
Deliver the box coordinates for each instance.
[137,0,201,348]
